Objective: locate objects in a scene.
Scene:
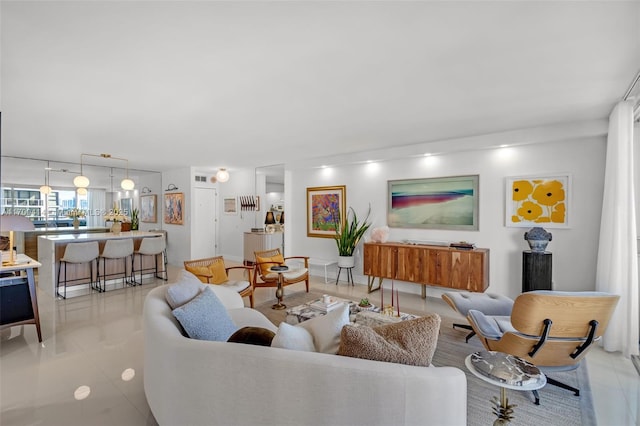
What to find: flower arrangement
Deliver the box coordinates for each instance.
[104,209,128,223]
[67,208,86,219]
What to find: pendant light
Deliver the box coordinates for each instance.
[39,165,51,195]
[73,156,90,188]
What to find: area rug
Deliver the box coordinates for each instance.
[256,288,597,426]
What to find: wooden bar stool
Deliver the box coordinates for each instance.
[56,241,99,299]
[132,235,167,285]
[97,239,134,291]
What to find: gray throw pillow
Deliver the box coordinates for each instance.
[165,270,205,309]
[172,287,238,341]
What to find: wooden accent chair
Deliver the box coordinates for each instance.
[253,248,309,293]
[183,256,254,307]
[467,290,619,405]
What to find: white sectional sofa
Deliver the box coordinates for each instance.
[143,283,467,426]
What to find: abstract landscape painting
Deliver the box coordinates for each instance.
[387,175,479,230]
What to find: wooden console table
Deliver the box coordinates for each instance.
[0,254,42,342]
[363,242,489,297]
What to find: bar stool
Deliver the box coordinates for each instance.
[132,235,167,285]
[97,239,134,291]
[57,241,99,299]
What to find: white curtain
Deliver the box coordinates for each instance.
[596,100,639,358]
[86,189,106,228]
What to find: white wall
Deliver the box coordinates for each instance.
[217,168,261,263]
[161,168,192,266]
[286,136,606,299]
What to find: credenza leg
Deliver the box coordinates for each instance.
[367,276,382,293]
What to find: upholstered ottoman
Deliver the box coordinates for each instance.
[441,292,514,342]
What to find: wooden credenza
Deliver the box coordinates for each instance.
[363,242,489,297]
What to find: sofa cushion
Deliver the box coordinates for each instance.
[337,314,441,366]
[221,280,251,293]
[298,303,350,354]
[165,270,205,309]
[172,287,238,341]
[271,322,315,352]
[228,326,275,346]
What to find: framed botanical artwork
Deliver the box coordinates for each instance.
[306,185,346,238]
[505,174,570,228]
[140,195,157,223]
[223,197,237,215]
[387,175,479,230]
[164,192,184,225]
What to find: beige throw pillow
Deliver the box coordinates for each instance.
[337,314,441,366]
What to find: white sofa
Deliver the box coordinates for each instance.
[143,284,467,426]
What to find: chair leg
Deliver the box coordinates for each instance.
[57,261,66,299]
[547,377,580,396]
[249,293,254,308]
[452,323,476,342]
[532,390,540,405]
[305,278,309,292]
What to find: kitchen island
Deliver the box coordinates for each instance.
[38,231,164,298]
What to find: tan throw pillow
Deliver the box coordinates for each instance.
[256,254,285,276]
[184,265,211,283]
[337,314,441,366]
[207,261,228,284]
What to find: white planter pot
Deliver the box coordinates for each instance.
[338,255,355,268]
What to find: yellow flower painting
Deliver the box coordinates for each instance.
[506,175,570,228]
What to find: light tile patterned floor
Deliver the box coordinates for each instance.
[0,265,637,425]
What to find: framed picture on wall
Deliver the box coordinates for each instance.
[164,192,184,225]
[120,198,133,217]
[306,185,346,238]
[223,197,237,215]
[140,195,157,223]
[387,175,479,230]
[505,174,570,228]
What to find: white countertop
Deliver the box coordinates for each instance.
[38,231,163,242]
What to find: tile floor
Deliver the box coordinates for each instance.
[1,265,638,425]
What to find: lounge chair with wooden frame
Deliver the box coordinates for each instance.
[466,290,619,405]
[183,256,254,307]
[253,248,309,293]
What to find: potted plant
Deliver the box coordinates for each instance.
[67,208,85,229]
[131,208,140,230]
[334,205,372,268]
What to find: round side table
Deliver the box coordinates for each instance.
[465,351,546,422]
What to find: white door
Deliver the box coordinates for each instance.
[192,187,217,258]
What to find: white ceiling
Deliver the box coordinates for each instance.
[2,1,639,174]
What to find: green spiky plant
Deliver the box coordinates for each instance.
[131,208,140,231]
[334,205,372,256]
